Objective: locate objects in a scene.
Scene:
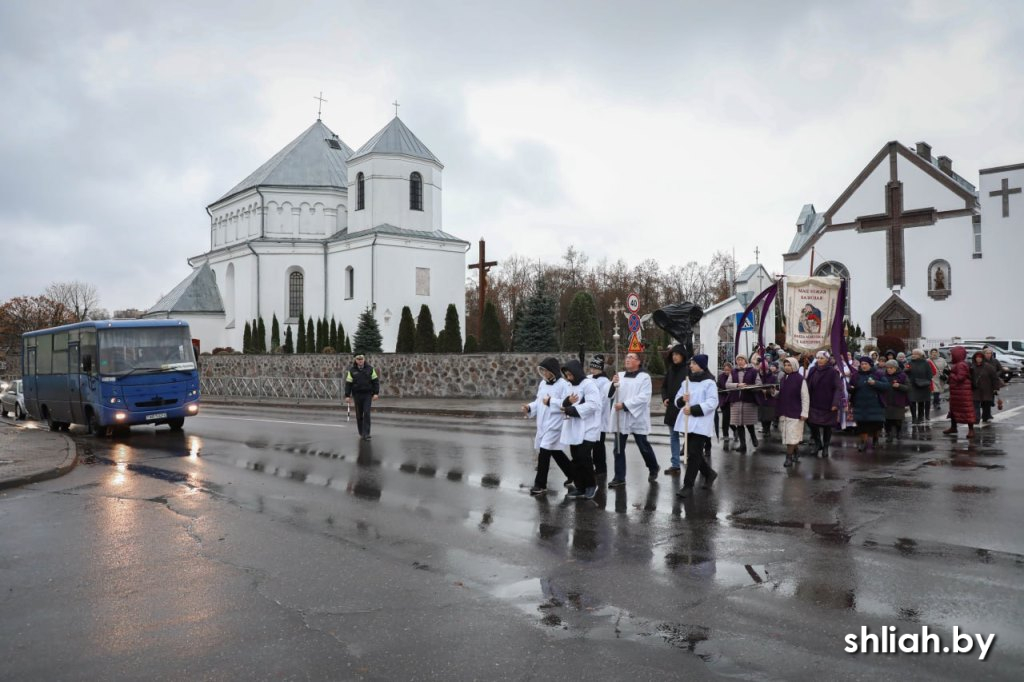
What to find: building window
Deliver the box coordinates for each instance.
[410,172,423,211]
[813,260,851,317]
[289,271,304,318]
[345,266,354,300]
[416,267,430,296]
[973,217,982,257]
[356,173,365,211]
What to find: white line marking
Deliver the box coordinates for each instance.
[195,414,351,429]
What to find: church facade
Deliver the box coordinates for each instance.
[783,140,1021,344]
[147,117,470,352]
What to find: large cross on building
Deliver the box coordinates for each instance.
[467,239,498,340]
[856,181,936,289]
[989,177,1022,218]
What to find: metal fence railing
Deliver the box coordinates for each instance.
[202,376,344,401]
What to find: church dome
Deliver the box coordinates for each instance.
[349,116,442,166]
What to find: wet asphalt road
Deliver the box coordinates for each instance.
[1,389,1023,681]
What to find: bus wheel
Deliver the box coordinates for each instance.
[87,412,105,437]
[167,418,185,431]
[15,404,24,420]
[47,416,61,432]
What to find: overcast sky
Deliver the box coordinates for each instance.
[1,0,1022,313]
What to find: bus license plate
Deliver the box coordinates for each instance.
[146,412,168,421]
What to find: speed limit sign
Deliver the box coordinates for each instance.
[626,292,640,313]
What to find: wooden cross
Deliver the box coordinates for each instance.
[314,91,327,119]
[856,181,936,289]
[467,239,498,340]
[989,177,1022,218]
[392,99,401,117]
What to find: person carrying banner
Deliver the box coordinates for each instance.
[674,354,718,497]
[726,354,761,453]
[805,350,844,458]
[660,344,689,475]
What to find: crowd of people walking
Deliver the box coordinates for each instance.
[521,342,1006,500]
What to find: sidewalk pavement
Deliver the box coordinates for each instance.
[200,395,671,419]
[0,420,77,491]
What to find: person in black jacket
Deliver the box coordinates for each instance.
[660,344,689,475]
[344,354,380,440]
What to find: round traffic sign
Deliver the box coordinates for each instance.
[626,292,640,312]
[628,313,642,333]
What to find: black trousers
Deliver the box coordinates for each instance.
[592,432,607,474]
[351,393,374,436]
[569,442,597,491]
[535,448,574,489]
[683,434,714,488]
[720,405,732,438]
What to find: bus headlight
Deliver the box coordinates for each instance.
[114,412,127,421]
[109,397,122,404]
[187,404,199,414]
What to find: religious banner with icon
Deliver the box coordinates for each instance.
[784,275,842,353]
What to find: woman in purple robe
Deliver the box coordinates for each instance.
[804,350,844,458]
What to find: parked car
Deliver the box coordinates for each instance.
[0,379,26,420]
[964,339,1024,359]
[940,345,1019,383]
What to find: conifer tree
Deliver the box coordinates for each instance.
[243,321,252,354]
[480,301,504,352]
[353,307,382,353]
[562,291,603,352]
[343,333,352,353]
[297,313,306,353]
[330,317,338,350]
[396,306,416,353]
[271,314,281,352]
[283,325,294,354]
[645,348,666,375]
[463,334,479,353]
[257,317,267,353]
[414,304,436,353]
[513,277,558,352]
[306,317,315,353]
[437,303,463,353]
[319,318,328,352]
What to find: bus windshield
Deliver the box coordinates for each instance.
[98,327,196,376]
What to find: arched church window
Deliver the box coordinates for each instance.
[356,173,365,211]
[927,259,951,300]
[345,266,354,300]
[410,172,423,211]
[289,271,304,319]
[813,260,851,317]
[225,263,236,327]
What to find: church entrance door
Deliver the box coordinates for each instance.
[870,295,922,346]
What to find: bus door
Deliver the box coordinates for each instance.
[67,342,86,426]
[24,347,37,418]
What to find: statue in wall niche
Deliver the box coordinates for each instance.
[933,266,946,291]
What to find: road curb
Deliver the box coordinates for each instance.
[0,428,78,491]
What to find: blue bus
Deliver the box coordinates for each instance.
[22,319,200,434]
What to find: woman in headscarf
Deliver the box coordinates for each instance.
[849,355,891,451]
[906,348,936,424]
[805,350,844,458]
[970,350,1002,423]
[943,347,976,439]
[757,360,779,438]
[726,354,762,453]
[882,359,910,443]
[717,361,735,444]
[776,357,809,467]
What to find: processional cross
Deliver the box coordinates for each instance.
[856,181,936,289]
[468,239,498,340]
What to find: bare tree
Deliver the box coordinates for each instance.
[45,281,100,322]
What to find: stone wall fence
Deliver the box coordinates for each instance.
[199,352,628,401]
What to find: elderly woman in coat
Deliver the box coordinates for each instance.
[971,350,1002,423]
[882,359,910,443]
[805,351,844,458]
[942,347,976,439]
[849,355,891,452]
[906,348,936,424]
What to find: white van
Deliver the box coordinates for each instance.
[964,339,1024,358]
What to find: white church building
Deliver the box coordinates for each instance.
[147,116,470,352]
[783,140,1022,344]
